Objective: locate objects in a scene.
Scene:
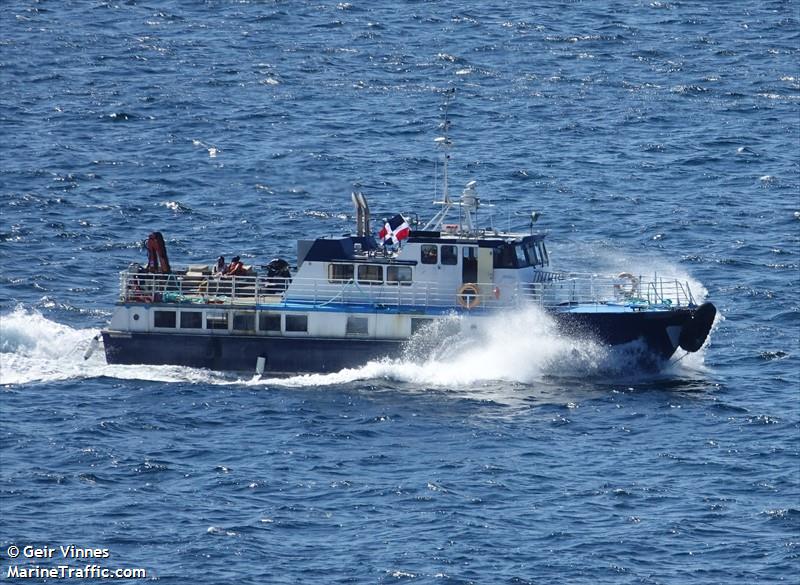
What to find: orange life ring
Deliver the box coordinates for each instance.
[457,283,481,309]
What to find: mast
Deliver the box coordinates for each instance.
[422,89,483,236]
[423,89,455,232]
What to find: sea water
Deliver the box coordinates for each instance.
[1,1,798,583]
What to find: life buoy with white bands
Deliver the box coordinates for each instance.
[457,283,481,309]
[614,272,639,296]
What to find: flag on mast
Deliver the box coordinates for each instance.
[378,214,410,246]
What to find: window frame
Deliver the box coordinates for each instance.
[421,244,438,265]
[285,314,308,333]
[258,312,281,334]
[232,312,256,332]
[179,311,203,329]
[328,263,354,283]
[205,311,229,331]
[524,241,539,267]
[514,245,528,267]
[386,265,413,286]
[357,264,383,285]
[440,245,458,265]
[154,310,177,328]
[346,316,369,336]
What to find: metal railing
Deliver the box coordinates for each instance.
[119,269,696,311]
[528,272,696,308]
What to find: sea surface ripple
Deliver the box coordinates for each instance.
[1,1,798,583]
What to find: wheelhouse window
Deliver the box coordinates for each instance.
[154,310,176,328]
[357,264,383,285]
[259,313,281,333]
[515,245,528,267]
[285,314,308,332]
[520,240,549,268]
[421,245,438,264]
[441,245,458,265]
[180,311,202,329]
[493,244,516,269]
[524,241,540,267]
[328,263,354,283]
[232,312,256,332]
[539,241,549,265]
[386,265,412,286]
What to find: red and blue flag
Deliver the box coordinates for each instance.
[378,214,410,246]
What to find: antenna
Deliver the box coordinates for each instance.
[439,88,454,203]
[434,133,452,205]
[423,89,457,232]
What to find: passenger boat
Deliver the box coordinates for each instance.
[99,102,715,374]
[100,185,715,374]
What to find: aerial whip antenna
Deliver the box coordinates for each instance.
[423,89,456,231]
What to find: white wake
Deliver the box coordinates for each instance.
[0,307,235,386]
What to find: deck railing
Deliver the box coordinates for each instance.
[119,270,696,310]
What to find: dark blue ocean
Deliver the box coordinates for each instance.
[1,1,799,583]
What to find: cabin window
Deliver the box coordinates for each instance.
[154,310,176,328]
[540,241,549,265]
[357,264,383,284]
[421,245,438,265]
[441,245,458,265]
[206,311,229,330]
[524,241,539,267]
[180,311,202,329]
[494,244,516,269]
[328,263,354,283]
[232,312,256,332]
[259,313,281,333]
[387,265,412,286]
[346,316,369,335]
[515,245,528,267]
[285,314,308,332]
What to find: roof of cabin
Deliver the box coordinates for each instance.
[298,232,546,264]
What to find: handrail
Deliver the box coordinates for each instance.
[118,269,696,311]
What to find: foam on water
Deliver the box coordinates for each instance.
[0,307,233,386]
[255,306,706,389]
[256,254,716,389]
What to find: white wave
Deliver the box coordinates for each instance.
[257,256,717,390]
[0,307,235,386]
[254,308,609,389]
